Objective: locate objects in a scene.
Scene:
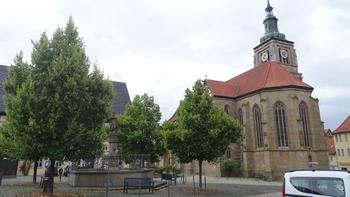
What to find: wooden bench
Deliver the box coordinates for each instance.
[123,177,154,194]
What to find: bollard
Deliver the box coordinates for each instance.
[0,171,3,186]
[138,179,141,197]
[193,174,196,197]
[167,180,170,197]
[204,176,206,189]
[42,177,49,193]
[105,173,109,197]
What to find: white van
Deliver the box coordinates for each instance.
[283,170,350,197]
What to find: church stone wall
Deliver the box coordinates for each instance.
[228,88,329,180]
[196,87,328,180]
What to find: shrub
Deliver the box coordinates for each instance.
[160,165,184,174]
[172,166,184,175]
[223,161,240,170]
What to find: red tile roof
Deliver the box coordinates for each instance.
[169,111,177,123]
[206,61,313,98]
[334,115,350,134]
[324,129,332,137]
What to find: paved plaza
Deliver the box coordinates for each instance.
[0,175,281,197]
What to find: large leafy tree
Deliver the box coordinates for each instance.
[118,94,166,164]
[0,53,44,182]
[167,80,242,188]
[2,17,114,193]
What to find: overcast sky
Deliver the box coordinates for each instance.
[0,0,349,130]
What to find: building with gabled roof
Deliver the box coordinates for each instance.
[334,116,350,134]
[324,129,338,169]
[170,1,329,180]
[333,115,350,170]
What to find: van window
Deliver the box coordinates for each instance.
[290,177,345,197]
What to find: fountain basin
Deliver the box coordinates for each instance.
[68,169,153,187]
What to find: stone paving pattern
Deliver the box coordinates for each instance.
[0,176,281,197]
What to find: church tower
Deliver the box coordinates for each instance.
[253,0,302,79]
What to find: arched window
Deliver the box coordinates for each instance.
[275,102,288,147]
[253,105,264,148]
[226,149,231,159]
[299,102,311,147]
[238,108,243,125]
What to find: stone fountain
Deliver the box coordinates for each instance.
[68,116,153,187]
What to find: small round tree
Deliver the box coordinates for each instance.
[167,80,242,188]
[117,94,166,164]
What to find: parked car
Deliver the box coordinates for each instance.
[283,169,349,197]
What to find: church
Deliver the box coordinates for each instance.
[174,1,329,180]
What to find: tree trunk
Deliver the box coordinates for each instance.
[47,160,55,193]
[33,160,38,183]
[198,160,203,189]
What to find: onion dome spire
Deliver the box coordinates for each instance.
[265,0,273,14]
[260,0,286,43]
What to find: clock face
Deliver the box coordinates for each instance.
[261,52,268,62]
[280,49,288,58]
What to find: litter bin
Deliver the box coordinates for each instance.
[0,171,3,186]
[42,177,49,192]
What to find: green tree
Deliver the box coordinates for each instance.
[2,17,114,193]
[0,53,44,182]
[118,94,166,164]
[166,80,242,188]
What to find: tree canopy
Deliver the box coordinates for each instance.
[0,17,114,192]
[166,80,242,188]
[117,94,166,163]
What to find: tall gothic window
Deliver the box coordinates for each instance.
[275,102,288,147]
[253,105,264,148]
[299,102,311,147]
[224,105,229,114]
[238,108,243,125]
[226,149,231,159]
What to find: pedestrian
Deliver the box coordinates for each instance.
[58,167,63,182]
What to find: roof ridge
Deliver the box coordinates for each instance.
[334,115,350,132]
[206,61,313,99]
[207,79,224,83]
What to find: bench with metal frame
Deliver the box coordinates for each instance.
[123,177,154,194]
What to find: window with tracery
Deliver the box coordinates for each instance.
[226,149,231,159]
[238,108,243,125]
[275,102,288,147]
[299,102,311,147]
[253,105,264,148]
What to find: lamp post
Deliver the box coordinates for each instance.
[308,147,312,169]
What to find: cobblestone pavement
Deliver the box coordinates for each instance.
[0,176,282,197]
